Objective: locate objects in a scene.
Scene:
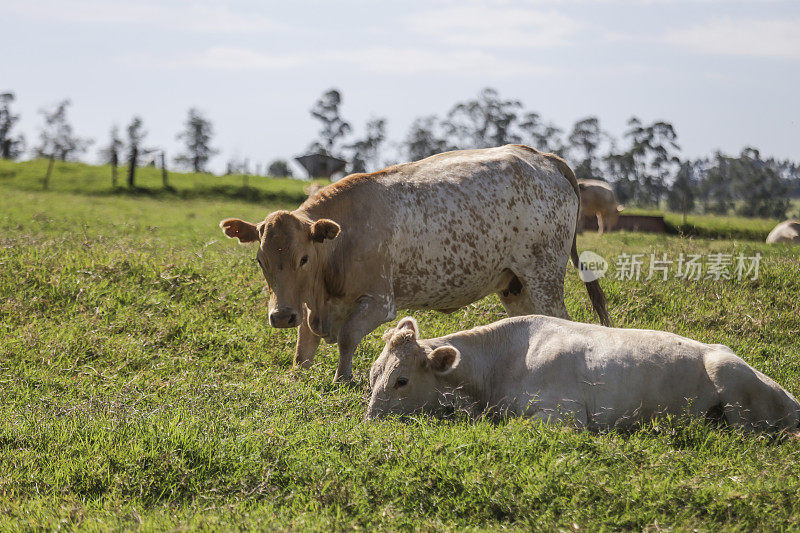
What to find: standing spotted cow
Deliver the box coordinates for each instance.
[220,145,609,383]
[578,179,624,234]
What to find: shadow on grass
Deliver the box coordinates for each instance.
[88,185,307,205]
[665,220,769,242]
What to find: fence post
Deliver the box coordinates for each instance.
[43,153,55,190]
[161,151,169,189]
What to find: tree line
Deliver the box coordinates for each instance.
[306,87,799,219]
[2,87,798,218]
[0,92,281,189]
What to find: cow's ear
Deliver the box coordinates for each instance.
[220,218,260,243]
[309,219,341,243]
[427,346,460,375]
[617,205,625,213]
[396,316,419,338]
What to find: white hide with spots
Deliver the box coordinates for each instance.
[366,315,800,432]
[377,147,576,315]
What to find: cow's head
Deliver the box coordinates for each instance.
[365,317,461,420]
[607,204,624,230]
[220,211,340,335]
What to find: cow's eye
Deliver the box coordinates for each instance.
[395,377,408,388]
[299,255,309,267]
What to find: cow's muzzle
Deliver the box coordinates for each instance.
[269,308,299,328]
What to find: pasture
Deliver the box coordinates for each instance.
[2,160,800,530]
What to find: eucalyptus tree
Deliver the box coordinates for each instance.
[0,92,25,159]
[175,108,218,173]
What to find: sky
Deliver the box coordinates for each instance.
[3,0,799,175]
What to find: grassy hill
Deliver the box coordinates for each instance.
[1,159,799,530]
[0,158,313,205]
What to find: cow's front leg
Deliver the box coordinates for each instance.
[334,295,394,383]
[295,307,321,369]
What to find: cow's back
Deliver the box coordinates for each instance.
[578,179,618,214]
[376,146,578,308]
[766,220,800,244]
[463,316,720,424]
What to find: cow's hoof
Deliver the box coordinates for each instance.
[294,358,314,369]
[333,374,355,386]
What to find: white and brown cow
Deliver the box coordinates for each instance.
[220,145,609,382]
[577,179,624,234]
[766,220,800,244]
[366,316,800,432]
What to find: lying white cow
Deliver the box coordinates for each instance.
[366,316,800,432]
[766,220,800,244]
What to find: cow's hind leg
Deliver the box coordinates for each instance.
[497,273,536,316]
[497,265,569,320]
[706,351,800,431]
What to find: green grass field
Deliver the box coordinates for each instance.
[2,160,800,530]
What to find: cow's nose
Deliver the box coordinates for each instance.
[269,309,298,328]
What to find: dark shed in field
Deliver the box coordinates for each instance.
[294,153,347,179]
[582,214,666,233]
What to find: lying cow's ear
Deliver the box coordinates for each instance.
[427,346,460,375]
[309,219,341,243]
[220,218,261,243]
[396,316,419,338]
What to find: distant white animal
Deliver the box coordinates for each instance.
[766,220,800,244]
[366,315,800,433]
[577,179,624,234]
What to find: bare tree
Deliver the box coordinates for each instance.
[268,159,293,177]
[667,160,698,221]
[35,99,92,189]
[443,88,522,149]
[567,116,606,181]
[160,150,170,189]
[99,125,124,187]
[126,116,146,188]
[175,108,218,173]
[35,99,92,161]
[403,115,450,162]
[518,112,563,155]
[346,117,386,173]
[0,92,25,159]
[309,88,351,156]
[617,117,681,205]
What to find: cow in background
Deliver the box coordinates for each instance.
[578,179,624,234]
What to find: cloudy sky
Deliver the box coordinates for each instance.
[3,0,799,174]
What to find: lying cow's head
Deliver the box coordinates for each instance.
[366,317,461,420]
[219,211,340,335]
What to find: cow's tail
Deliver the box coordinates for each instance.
[545,152,611,327]
[570,234,611,327]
